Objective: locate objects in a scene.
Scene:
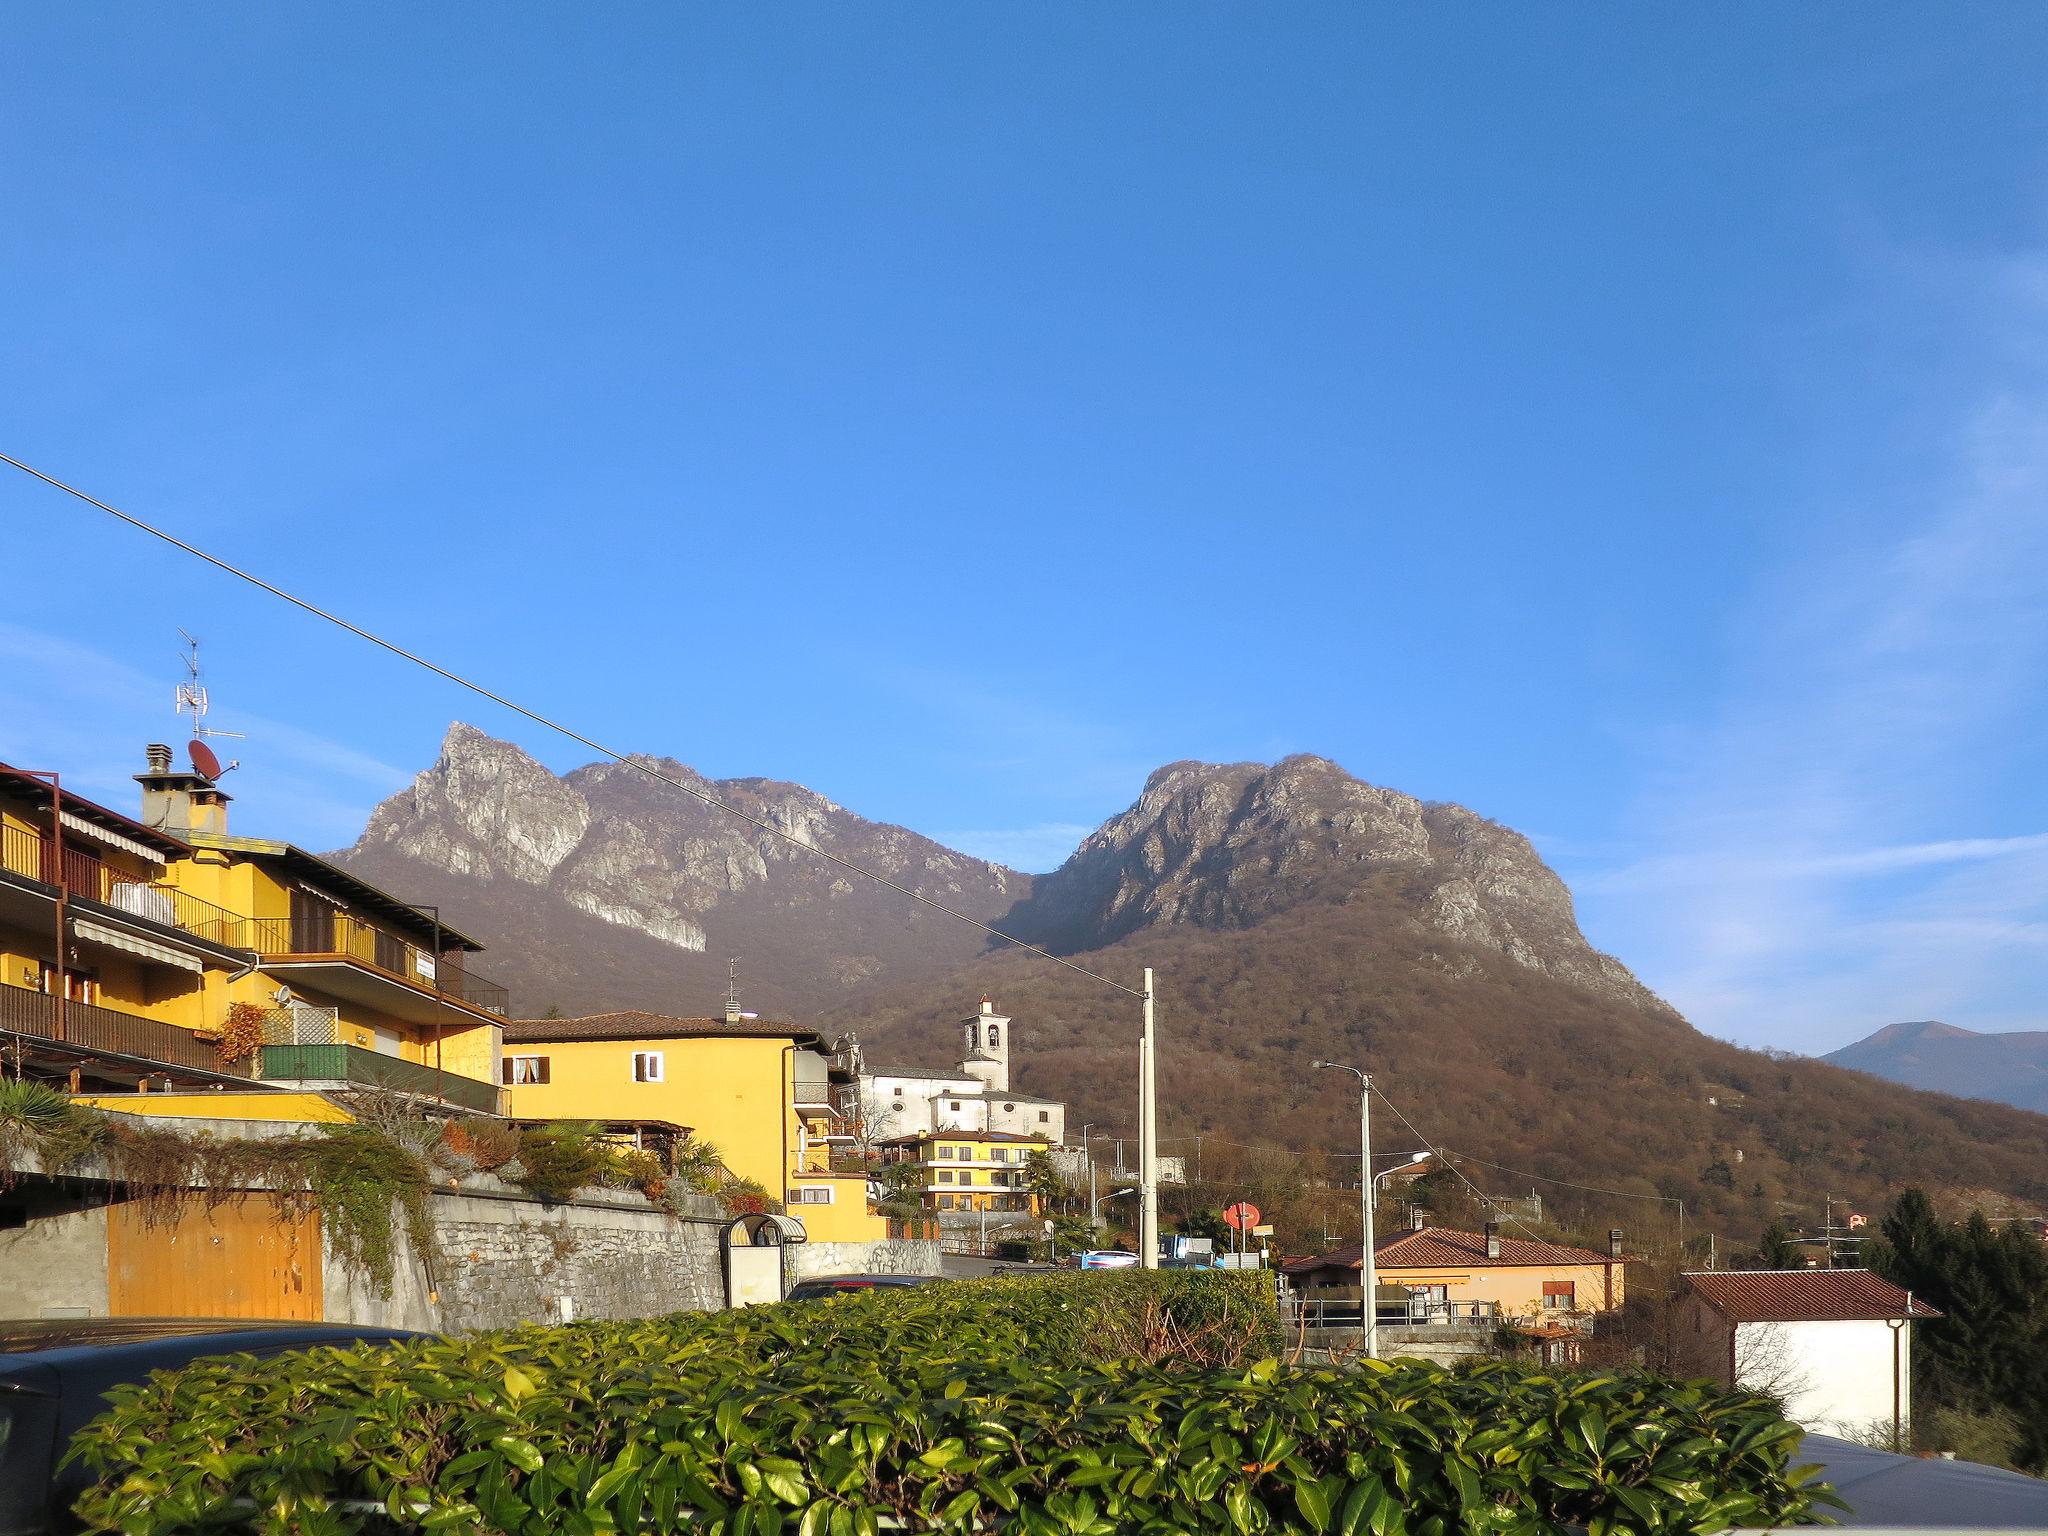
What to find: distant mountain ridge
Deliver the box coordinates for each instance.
[335,726,2048,1235]
[1824,1020,2048,1115]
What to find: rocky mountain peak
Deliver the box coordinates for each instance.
[337,724,1024,1011]
[1002,754,1659,1007]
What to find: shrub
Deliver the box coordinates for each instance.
[511,1122,622,1203]
[69,1272,1831,1534]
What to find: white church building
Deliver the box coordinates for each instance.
[845,998,1068,1145]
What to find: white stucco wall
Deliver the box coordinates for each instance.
[1736,1317,1912,1440]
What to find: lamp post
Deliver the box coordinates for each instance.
[1313,1060,1375,1358]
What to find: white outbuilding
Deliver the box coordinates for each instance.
[1677,1269,1941,1444]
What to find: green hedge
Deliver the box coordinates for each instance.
[70,1272,1829,1534]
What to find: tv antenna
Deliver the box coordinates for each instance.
[174,630,245,775]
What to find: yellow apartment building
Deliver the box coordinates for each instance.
[500,1009,885,1243]
[0,747,507,1115]
[875,1129,1048,1215]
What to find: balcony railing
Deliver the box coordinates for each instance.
[0,825,249,951]
[252,1006,503,1112]
[245,915,509,1017]
[256,1042,503,1115]
[1288,1297,1504,1330]
[0,982,228,1076]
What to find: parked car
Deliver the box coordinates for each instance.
[783,1274,936,1301]
[1078,1249,1140,1269]
[0,1317,422,1536]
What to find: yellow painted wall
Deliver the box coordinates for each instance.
[505,1033,794,1193]
[75,1091,354,1124]
[1377,1260,1624,1316]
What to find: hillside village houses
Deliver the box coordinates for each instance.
[845,997,1068,1144]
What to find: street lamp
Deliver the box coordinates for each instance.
[1375,1150,1430,1202]
[1313,1060,1375,1359]
[1093,1184,1138,1222]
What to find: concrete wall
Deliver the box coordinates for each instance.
[0,1196,111,1317]
[788,1238,942,1282]
[1741,1317,1911,1440]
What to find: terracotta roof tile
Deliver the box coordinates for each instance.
[504,1012,821,1046]
[1281,1226,1617,1275]
[1683,1270,1941,1323]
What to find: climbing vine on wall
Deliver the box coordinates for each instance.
[215,1002,266,1067]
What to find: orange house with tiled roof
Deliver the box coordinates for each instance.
[1282,1221,1626,1320]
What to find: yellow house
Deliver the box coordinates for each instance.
[1,761,256,1091]
[876,1129,1048,1216]
[500,1009,885,1243]
[1282,1223,1627,1321]
[0,748,507,1115]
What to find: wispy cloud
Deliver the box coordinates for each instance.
[930,822,1093,873]
[1565,352,2048,1051]
[0,620,409,847]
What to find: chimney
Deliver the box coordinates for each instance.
[136,742,229,838]
[1484,1221,1501,1259]
[1609,1228,1624,1260]
[1410,1206,1425,1232]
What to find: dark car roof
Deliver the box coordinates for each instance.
[788,1274,931,1290]
[0,1318,419,1378]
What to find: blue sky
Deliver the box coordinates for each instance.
[3,7,2043,1052]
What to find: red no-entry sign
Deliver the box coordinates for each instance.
[1222,1201,1261,1231]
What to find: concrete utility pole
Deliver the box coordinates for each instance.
[1314,1059,1375,1359]
[1139,967,1158,1270]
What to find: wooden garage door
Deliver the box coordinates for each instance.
[107,1195,322,1319]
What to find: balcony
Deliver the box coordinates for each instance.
[0,981,232,1079]
[246,914,509,1022]
[255,1009,502,1114]
[0,824,251,960]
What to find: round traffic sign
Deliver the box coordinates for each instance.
[1222,1201,1261,1231]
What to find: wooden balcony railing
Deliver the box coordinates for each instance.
[0,982,226,1075]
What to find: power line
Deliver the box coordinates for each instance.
[0,451,1141,998]
[1366,1083,1550,1243]
[1436,1149,1688,1209]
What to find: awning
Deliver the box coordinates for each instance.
[59,813,167,865]
[71,918,204,974]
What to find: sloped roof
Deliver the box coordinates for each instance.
[873,1130,1051,1147]
[504,1012,821,1046]
[1683,1270,1941,1323]
[1282,1226,1616,1275]
[871,1065,979,1081]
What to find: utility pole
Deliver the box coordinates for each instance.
[1312,1059,1375,1359]
[1139,967,1158,1271]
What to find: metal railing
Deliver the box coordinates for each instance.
[0,825,250,951]
[0,982,226,1075]
[255,1041,504,1114]
[1289,1297,1503,1329]
[245,916,509,1016]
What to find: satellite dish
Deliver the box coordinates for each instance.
[188,738,223,779]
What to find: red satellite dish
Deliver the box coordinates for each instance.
[188,739,223,779]
[1222,1201,1262,1232]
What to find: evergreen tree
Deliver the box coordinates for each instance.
[1866,1188,2048,1471]
[1745,1219,1799,1269]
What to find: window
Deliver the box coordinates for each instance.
[1542,1281,1576,1310]
[937,1194,954,1210]
[632,1052,664,1083]
[949,1101,962,1111]
[1003,1103,1015,1113]
[936,1146,954,1160]
[1038,1110,1050,1123]
[990,1148,1008,1163]
[503,1055,551,1086]
[937,1171,953,1184]
[38,963,99,1006]
[987,1026,999,1048]
[792,1187,834,1205]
